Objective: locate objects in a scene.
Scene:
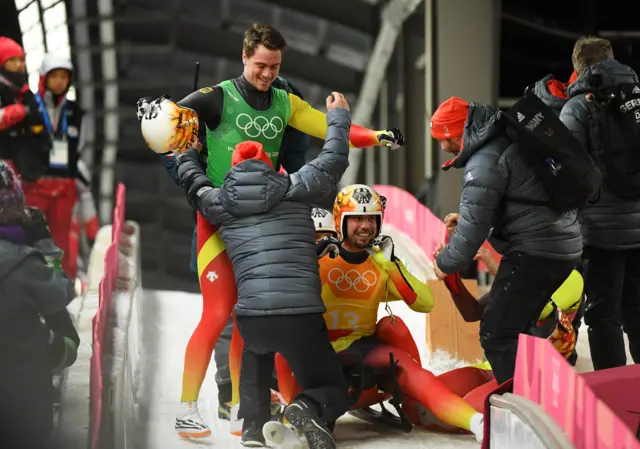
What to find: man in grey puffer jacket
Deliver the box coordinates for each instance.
[430,96,581,384]
[177,92,352,449]
[560,36,640,370]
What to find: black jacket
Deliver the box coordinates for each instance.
[0,79,52,181]
[560,59,640,250]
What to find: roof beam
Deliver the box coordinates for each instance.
[340,0,423,188]
[264,0,379,35]
[114,18,363,94]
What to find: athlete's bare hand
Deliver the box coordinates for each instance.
[474,246,499,277]
[433,242,445,260]
[327,92,350,111]
[444,212,459,237]
[191,138,203,152]
[433,260,447,281]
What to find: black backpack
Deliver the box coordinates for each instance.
[585,75,640,200]
[499,87,603,212]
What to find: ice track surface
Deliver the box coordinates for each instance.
[130,290,481,449]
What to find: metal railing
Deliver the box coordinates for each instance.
[489,393,575,449]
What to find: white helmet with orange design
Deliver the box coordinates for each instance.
[138,95,199,154]
[333,184,386,241]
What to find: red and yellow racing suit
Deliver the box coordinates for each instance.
[319,249,433,352]
[276,247,483,433]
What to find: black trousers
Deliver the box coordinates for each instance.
[480,252,577,384]
[236,313,350,426]
[583,245,640,370]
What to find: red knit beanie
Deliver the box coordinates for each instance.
[430,97,469,140]
[0,37,25,66]
[232,141,274,168]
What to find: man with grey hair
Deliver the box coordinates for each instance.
[560,36,640,370]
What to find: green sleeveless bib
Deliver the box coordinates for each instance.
[205,80,291,186]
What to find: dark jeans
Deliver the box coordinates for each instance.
[480,252,577,384]
[236,314,349,427]
[583,245,640,370]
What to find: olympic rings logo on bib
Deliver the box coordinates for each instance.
[328,268,378,293]
[236,113,284,139]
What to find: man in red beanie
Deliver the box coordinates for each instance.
[0,37,51,181]
[430,96,581,385]
[176,92,352,448]
[429,96,469,160]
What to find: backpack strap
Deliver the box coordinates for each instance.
[584,90,611,181]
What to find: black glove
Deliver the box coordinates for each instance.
[22,206,52,244]
[377,128,405,151]
[316,236,341,259]
[177,148,213,208]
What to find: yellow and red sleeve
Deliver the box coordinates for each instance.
[378,256,434,313]
[287,93,384,148]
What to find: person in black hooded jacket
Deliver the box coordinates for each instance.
[560,36,640,370]
[0,161,76,449]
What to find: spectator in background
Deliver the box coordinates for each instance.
[23,53,90,280]
[0,37,52,182]
[0,161,77,449]
[560,36,640,370]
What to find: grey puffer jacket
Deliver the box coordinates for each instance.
[560,59,640,250]
[532,74,568,115]
[179,108,351,316]
[436,104,582,274]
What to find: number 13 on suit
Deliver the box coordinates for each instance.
[326,311,360,330]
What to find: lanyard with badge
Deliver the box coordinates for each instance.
[35,92,69,169]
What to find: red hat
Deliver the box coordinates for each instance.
[0,37,25,67]
[547,79,568,99]
[567,70,578,86]
[232,140,274,168]
[430,97,469,140]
